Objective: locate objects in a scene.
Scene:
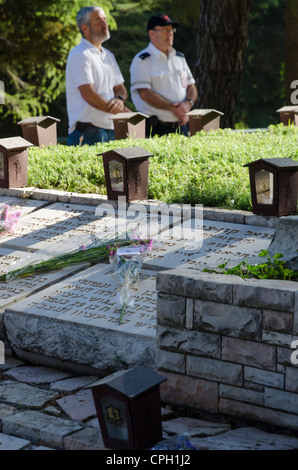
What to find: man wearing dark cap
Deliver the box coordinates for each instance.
[130,13,198,137]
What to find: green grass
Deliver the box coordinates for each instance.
[27,124,298,211]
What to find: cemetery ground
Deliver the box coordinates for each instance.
[0,185,297,451]
[0,127,298,451]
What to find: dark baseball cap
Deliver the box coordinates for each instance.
[147,13,180,31]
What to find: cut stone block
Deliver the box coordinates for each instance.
[56,389,97,422]
[5,365,72,384]
[50,375,99,392]
[4,264,158,371]
[64,427,109,450]
[0,382,58,408]
[2,410,82,449]
[190,426,298,450]
[0,201,180,253]
[267,216,298,270]
[0,196,48,217]
[0,403,17,424]
[0,246,91,313]
[0,432,31,450]
[143,220,275,271]
[0,356,24,371]
[162,417,231,437]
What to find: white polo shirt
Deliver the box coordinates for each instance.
[130,42,195,122]
[66,38,124,133]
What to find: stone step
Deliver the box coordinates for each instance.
[2,410,82,450]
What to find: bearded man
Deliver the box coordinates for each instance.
[66,6,128,145]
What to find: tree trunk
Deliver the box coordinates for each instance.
[193,0,252,128]
[285,0,298,105]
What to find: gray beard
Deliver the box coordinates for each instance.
[91,29,110,44]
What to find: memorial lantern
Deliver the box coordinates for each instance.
[276,106,298,126]
[17,115,60,147]
[244,158,298,216]
[0,136,33,188]
[100,146,153,202]
[89,366,166,450]
[185,109,224,136]
[110,112,148,140]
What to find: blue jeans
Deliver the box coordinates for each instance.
[67,125,115,146]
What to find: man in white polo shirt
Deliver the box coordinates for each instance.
[130,13,198,138]
[66,6,129,145]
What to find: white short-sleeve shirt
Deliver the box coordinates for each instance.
[130,42,195,122]
[66,38,124,133]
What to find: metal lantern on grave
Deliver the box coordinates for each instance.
[185,109,224,136]
[244,158,298,216]
[89,366,166,450]
[100,146,153,202]
[0,137,33,188]
[276,106,298,126]
[17,116,60,147]
[109,112,148,140]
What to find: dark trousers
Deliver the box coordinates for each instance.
[68,123,115,146]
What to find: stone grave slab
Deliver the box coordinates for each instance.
[190,426,298,450]
[5,365,72,384]
[0,196,48,217]
[2,410,82,449]
[64,427,108,451]
[50,375,99,392]
[0,201,180,253]
[142,220,275,271]
[4,263,158,372]
[0,246,91,313]
[0,432,31,450]
[0,382,58,408]
[56,388,97,422]
[267,216,298,270]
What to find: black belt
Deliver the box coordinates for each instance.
[75,121,94,131]
[147,115,179,128]
[157,120,180,129]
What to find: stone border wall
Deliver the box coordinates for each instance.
[156,267,298,430]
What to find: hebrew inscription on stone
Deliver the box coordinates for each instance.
[7,264,157,338]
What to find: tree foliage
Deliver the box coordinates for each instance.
[236,0,286,128]
[0,0,115,123]
[0,0,296,136]
[193,0,252,128]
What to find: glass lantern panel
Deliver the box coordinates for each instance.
[0,153,4,179]
[108,159,124,192]
[100,395,129,441]
[255,170,274,205]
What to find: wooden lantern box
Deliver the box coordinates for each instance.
[185,109,224,136]
[276,106,298,126]
[17,115,60,147]
[89,366,166,450]
[100,146,153,202]
[110,112,148,140]
[244,157,298,216]
[0,137,33,188]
